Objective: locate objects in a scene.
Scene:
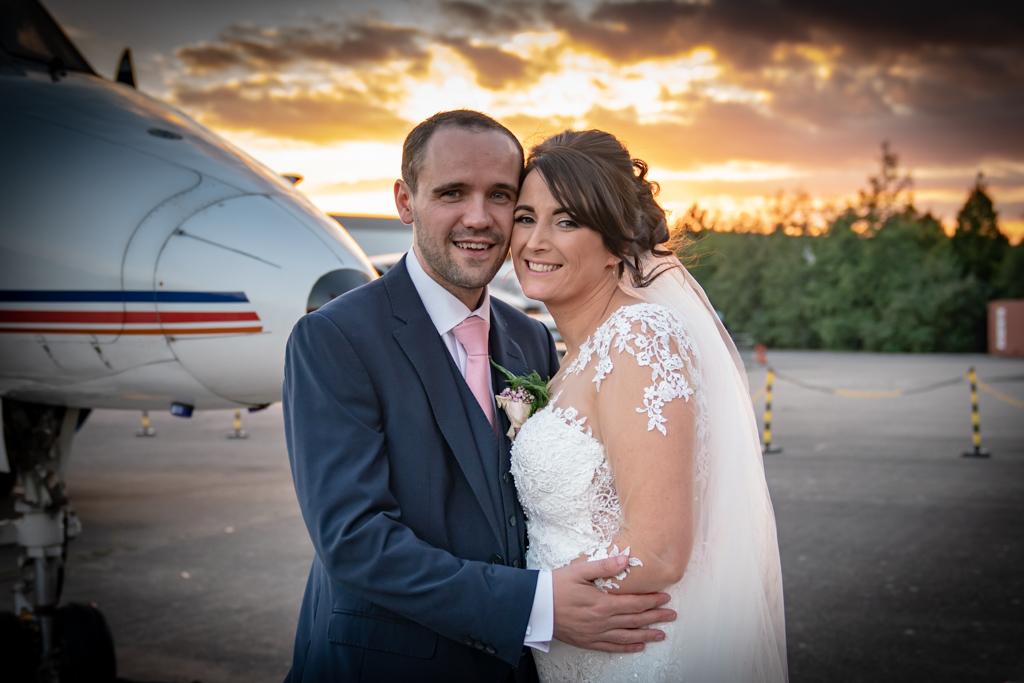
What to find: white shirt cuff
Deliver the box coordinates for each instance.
[524,570,553,652]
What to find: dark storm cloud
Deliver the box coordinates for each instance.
[176,20,429,74]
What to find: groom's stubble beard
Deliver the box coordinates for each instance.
[412,208,509,293]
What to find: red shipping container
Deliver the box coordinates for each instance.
[988,300,1024,357]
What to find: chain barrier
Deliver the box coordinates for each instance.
[750,370,1024,407]
[746,367,1024,458]
[976,379,1024,409]
[770,371,966,398]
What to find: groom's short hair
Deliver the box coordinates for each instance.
[402,110,523,193]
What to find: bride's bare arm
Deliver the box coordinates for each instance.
[582,336,698,594]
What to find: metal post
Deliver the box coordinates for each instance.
[227,409,247,439]
[763,367,782,454]
[136,410,156,437]
[962,367,991,458]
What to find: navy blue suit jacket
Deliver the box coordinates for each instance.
[283,256,560,682]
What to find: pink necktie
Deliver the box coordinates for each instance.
[452,315,495,427]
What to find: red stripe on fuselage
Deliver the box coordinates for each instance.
[0,326,264,335]
[0,311,261,324]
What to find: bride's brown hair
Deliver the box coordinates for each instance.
[522,129,674,287]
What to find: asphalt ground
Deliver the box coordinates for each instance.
[1,350,1022,683]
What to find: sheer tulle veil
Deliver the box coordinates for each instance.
[621,253,789,681]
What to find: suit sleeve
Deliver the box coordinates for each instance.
[283,312,537,666]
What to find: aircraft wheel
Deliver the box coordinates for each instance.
[0,611,37,683]
[0,464,15,499]
[55,602,117,683]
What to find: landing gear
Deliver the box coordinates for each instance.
[1,399,116,682]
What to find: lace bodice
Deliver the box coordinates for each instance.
[510,303,706,681]
[509,404,617,574]
[511,303,707,575]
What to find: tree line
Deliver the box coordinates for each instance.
[679,145,1023,353]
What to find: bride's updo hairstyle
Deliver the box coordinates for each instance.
[523,129,674,287]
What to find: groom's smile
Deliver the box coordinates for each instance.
[453,240,492,250]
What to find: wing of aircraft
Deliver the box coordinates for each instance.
[0,1,377,678]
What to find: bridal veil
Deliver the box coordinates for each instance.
[620,253,789,681]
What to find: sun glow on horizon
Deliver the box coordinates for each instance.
[167,16,1022,246]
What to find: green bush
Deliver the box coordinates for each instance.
[683,185,1011,353]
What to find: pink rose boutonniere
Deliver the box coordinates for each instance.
[490,359,551,441]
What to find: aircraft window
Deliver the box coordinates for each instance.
[0,0,94,74]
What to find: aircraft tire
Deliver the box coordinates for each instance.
[0,610,37,683]
[0,466,14,500]
[55,602,117,683]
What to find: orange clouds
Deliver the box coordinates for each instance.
[176,21,429,74]
[174,82,413,144]
[160,0,1024,235]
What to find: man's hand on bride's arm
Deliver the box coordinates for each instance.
[551,556,676,653]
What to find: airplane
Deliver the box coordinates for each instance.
[0,0,377,678]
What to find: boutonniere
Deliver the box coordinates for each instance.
[490,359,551,441]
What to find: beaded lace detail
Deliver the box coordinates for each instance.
[510,303,709,682]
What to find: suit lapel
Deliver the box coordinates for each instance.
[386,259,505,548]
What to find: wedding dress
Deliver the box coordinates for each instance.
[510,257,788,682]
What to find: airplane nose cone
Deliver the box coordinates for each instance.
[152,194,374,405]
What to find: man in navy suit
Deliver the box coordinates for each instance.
[283,110,674,682]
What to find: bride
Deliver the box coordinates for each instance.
[508,130,788,682]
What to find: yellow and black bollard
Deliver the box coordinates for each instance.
[227,409,248,439]
[762,367,782,454]
[962,367,990,458]
[136,410,156,437]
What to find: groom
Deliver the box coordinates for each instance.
[283,110,674,682]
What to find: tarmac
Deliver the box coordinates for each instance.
[1,350,1022,683]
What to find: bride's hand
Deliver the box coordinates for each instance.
[551,555,676,653]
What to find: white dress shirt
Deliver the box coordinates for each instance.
[406,249,553,651]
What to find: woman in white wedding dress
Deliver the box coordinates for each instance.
[508,130,788,682]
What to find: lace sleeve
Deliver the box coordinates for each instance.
[568,303,699,435]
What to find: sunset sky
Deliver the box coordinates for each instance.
[46,0,1024,242]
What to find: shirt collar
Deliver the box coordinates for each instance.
[406,248,490,336]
